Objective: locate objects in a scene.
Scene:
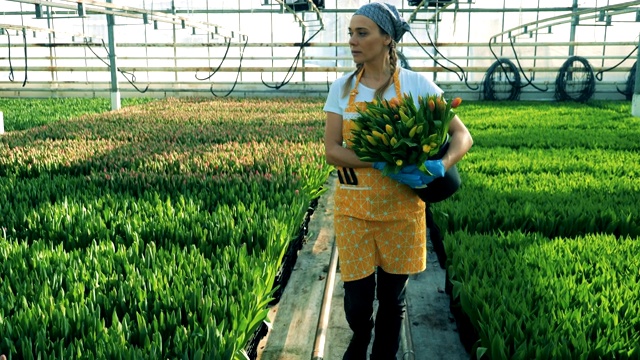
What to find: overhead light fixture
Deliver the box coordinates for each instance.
[284,0,324,12]
[408,0,454,7]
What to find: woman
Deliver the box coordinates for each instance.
[323,2,473,359]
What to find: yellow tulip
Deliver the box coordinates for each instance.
[385,124,394,136]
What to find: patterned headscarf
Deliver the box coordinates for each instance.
[354,2,411,43]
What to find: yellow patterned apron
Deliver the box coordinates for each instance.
[335,68,427,282]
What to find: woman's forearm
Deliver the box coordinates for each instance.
[441,116,473,171]
[325,143,374,169]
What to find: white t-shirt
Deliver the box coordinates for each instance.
[323,67,443,117]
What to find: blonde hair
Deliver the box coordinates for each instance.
[342,40,399,100]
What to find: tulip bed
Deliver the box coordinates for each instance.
[0,97,331,359]
[1,98,639,359]
[0,98,156,132]
[436,100,640,359]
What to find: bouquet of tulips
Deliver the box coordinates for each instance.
[350,93,462,176]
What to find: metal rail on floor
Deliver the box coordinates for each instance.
[401,298,416,360]
[311,237,339,360]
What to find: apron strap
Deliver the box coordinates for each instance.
[348,67,402,109]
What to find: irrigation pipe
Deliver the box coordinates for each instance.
[311,237,339,360]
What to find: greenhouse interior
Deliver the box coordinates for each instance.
[0,0,639,359]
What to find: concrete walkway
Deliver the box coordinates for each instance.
[257,173,470,360]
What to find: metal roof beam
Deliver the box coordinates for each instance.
[5,0,248,43]
[0,22,100,40]
[492,0,640,41]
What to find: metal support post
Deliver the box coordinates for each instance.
[106,0,121,111]
[632,35,640,116]
[567,0,578,82]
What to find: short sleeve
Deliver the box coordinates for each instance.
[418,73,443,97]
[399,69,445,109]
[323,77,345,115]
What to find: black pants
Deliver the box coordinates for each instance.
[342,267,409,360]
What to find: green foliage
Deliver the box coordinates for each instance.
[0,97,156,132]
[448,231,640,359]
[0,96,331,359]
[436,99,640,358]
[3,97,639,358]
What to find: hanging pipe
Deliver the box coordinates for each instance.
[311,237,339,360]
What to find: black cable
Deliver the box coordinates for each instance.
[6,32,14,82]
[594,45,638,98]
[84,39,149,93]
[488,36,548,93]
[21,28,27,87]
[423,29,463,80]
[100,40,149,93]
[595,47,637,81]
[408,31,458,77]
[211,35,248,97]
[195,39,231,81]
[407,29,478,91]
[261,25,322,90]
[509,37,547,92]
[488,37,514,84]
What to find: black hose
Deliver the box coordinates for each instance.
[6,32,15,82]
[21,28,27,87]
[509,37,547,92]
[211,36,248,97]
[261,25,322,90]
[406,30,478,91]
[555,55,595,102]
[483,58,521,101]
[595,46,638,81]
[84,39,149,93]
[196,39,231,81]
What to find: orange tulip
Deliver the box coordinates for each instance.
[436,98,445,112]
[428,99,435,112]
[451,97,462,109]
